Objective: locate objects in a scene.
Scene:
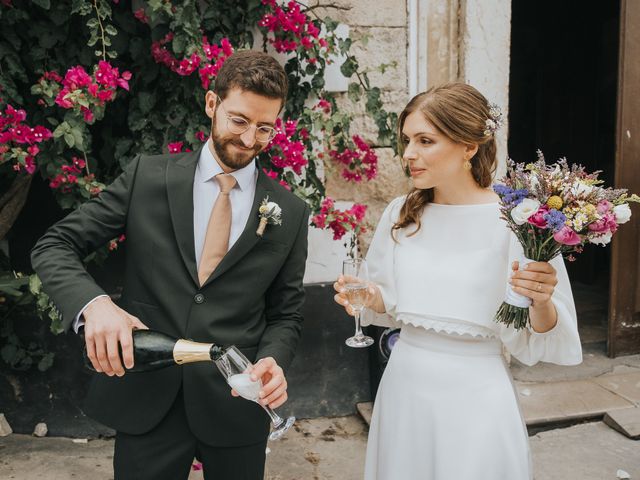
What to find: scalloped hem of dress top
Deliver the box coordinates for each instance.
[396,314,499,339]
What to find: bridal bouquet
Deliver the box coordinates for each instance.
[493,151,639,330]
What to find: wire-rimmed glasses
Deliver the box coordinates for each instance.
[216,97,276,144]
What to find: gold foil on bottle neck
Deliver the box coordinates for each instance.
[173,339,214,364]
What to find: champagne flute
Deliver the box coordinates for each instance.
[342,258,374,348]
[214,345,295,441]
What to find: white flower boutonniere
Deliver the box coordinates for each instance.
[256,197,282,236]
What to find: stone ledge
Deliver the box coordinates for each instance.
[356,373,640,430]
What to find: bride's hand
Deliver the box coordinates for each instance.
[333,274,380,316]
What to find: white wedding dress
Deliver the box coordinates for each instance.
[362,197,583,480]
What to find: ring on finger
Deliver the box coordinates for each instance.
[536,282,542,292]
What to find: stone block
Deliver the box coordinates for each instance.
[516,379,634,426]
[33,422,47,437]
[314,0,407,28]
[334,90,409,146]
[356,401,373,426]
[593,371,640,404]
[348,27,407,92]
[604,407,640,439]
[0,413,12,436]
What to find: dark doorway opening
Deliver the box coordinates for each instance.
[508,0,621,346]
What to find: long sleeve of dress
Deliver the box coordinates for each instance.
[361,197,404,329]
[499,233,583,366]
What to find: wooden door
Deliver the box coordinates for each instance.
[609,0,640,356]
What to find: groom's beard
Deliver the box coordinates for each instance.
[211,122,263,171]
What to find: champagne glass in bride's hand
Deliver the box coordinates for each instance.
[214,345,295,441]
[342,258,374,348]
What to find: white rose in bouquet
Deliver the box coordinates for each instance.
[613,203,631,224]
[589,231,613,246]
[510,198,541,225]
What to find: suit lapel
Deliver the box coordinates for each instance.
[202,168,273,287]
[166,147,201,287]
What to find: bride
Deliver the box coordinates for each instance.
[333,82,582,480]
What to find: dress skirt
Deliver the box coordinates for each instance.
[364,323,532,480]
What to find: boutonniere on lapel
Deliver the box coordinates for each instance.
[256,197,282,237]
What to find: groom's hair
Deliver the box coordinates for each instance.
[214,50,288,109]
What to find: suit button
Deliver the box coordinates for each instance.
[194,293,205,304]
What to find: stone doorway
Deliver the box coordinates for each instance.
[508,0,621,349]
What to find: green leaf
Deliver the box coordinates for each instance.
[105,24,117,36]
[138,92,155,114]
[366,87,382,111]
[1,344,18,365]
[72,129,84,150]
[28,275,42,295]
[311,74,325,90]
[348,82,362,102]
[59,195,75,210]
[38,353,55,372]
[76,97,90,108]
[52,125,66,138]
[340,58,358,78]
[64,133,75,148]
[32,0,51,9]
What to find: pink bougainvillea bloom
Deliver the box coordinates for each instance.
[55,88,74,109]
[133,8,149,23]
[167,142,184,153]
[81,107,94,123]
[32,125,52,142]
[316,99,331,114]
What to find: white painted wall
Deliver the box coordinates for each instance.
[460,0,512,178]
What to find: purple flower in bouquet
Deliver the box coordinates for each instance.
[493,152,640,330]
[542,209,566,232]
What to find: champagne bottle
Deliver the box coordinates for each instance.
[83,329,225,373]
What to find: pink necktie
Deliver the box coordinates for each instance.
[198,174,237,286]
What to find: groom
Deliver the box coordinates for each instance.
[31,50,309,480]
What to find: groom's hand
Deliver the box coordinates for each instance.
[83,297,148,377]
[243,357,288,409]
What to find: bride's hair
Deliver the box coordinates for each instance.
[393,82,498,237]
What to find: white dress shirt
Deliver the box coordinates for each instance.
[73,139,258,333]
[193,138,257,267]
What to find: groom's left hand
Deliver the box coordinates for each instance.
[234,356,288,408]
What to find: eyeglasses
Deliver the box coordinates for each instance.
[216,98,276,144]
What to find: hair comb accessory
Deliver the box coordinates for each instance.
[484,103,503,137]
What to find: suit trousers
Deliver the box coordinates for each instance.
[113,387,267,480]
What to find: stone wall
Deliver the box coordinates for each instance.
[309,0,412,278]
[303,0,512,283]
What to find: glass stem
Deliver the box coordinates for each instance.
[260,403,283,427]
[354,309,364,337]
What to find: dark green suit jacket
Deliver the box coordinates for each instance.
[31,147,310,446]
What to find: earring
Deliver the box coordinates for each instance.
[463,159,472,170]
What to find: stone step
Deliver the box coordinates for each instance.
[603,407,640,439]
[356,370,640,430]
